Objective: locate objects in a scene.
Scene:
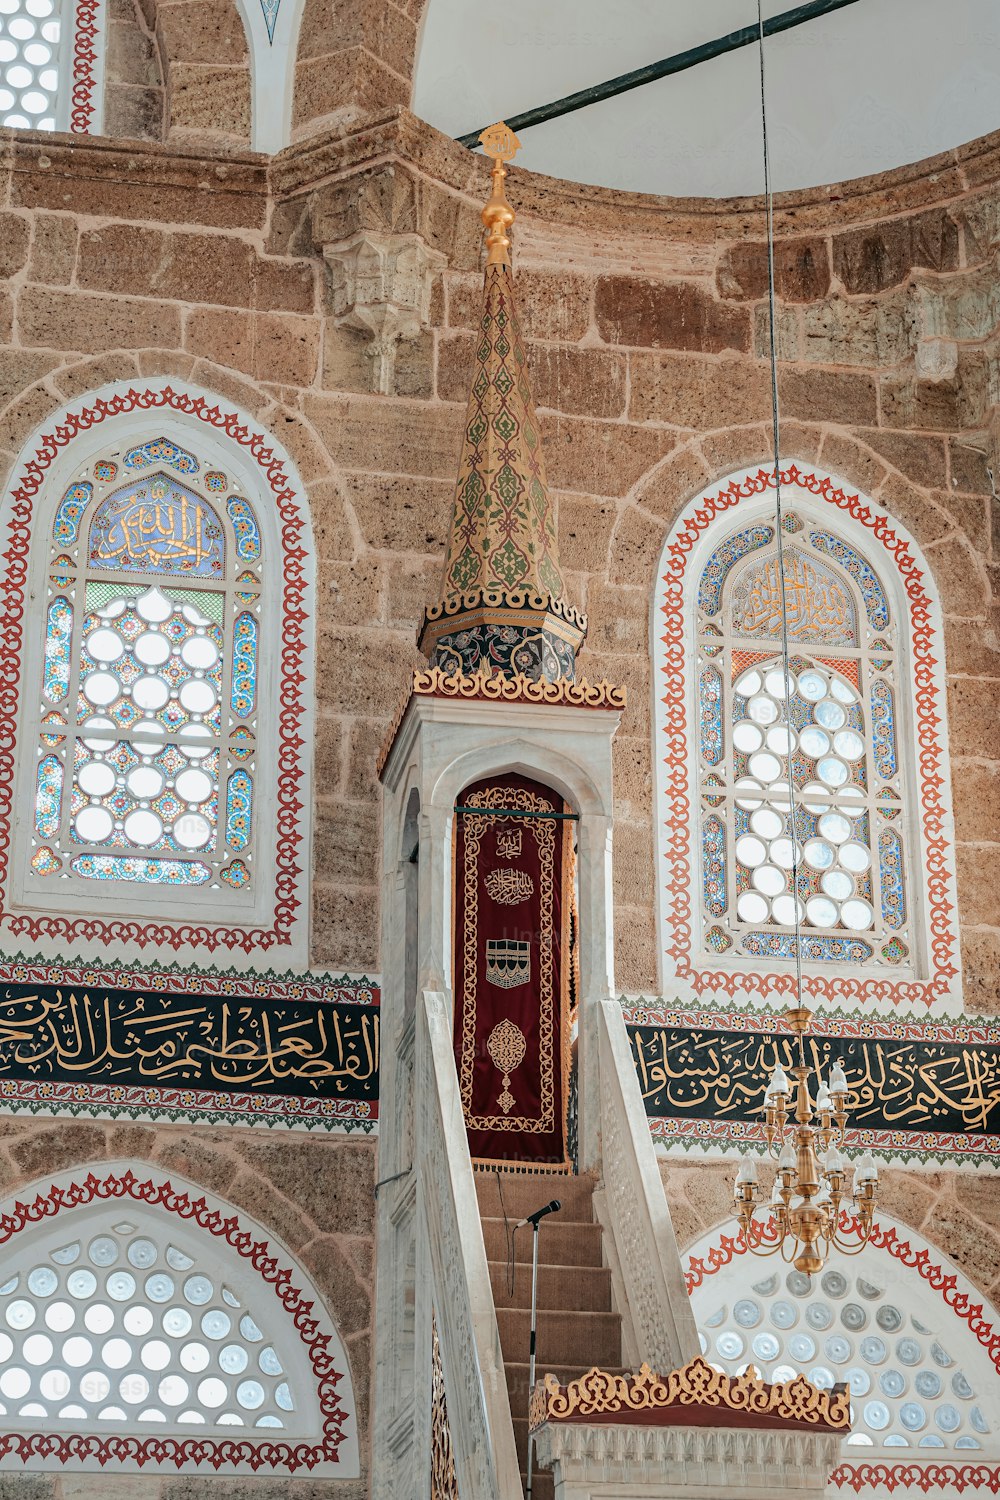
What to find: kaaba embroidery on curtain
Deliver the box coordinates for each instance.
[453,773,572,1168]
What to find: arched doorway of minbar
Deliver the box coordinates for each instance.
[452,770,576,1170]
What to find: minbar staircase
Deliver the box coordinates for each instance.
[476,1171,625,1500]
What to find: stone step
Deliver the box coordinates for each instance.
[496,1306,622,1375]
[481,1214,605,1267]
[487,1259,612,1312]
[474,1169,597,1223]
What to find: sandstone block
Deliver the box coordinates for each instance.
[240,1137,375,1238]
[345,717,391,802]
[595,275,749,354]
[960,927,1000,1018]
[952,762,1000,847]
[956,844,1000,926]
[52,351,142,401]
[169,64,251,141]
[878,358,989,432]
[185,304,253,372]
[27,213,75,285]
[802,294,913,367]
[293,47,407,133]
[948,438,992,495]
[832,207,960,294]
[76,222,167,298]
[304,393,464,479]
[10,1123,105,1179]
[106,13,161,82]
[751,300,801,361]
[944,611,1000,677]
[530,344,626,420]
[857,429,947,488]
[697,423,773,478]
[345,472,452,554]
[817,430,890,499]
[11,154,266,232]
[925,1200,1000,1287]
[629,351,771,429]
[0,211,29,278]
[317,626,421,713]
[103,82,164,142]
[300,1237,372,1341]
[446,268,594,343]
[541,413,666,497]
[309,477,357,561]
[633,445,712,523]
[875,474,952,550]
[314,714,345,791]
[948,676,1000,760]
[385,554,439,629]
[557,494,619,575]
[612,820,655,907]
[153,1133,238,1195]
[321,554,383,627]
[584,581,646,655]
[157,0,248,65]
[254,256,316,315]
[925,534,989,616]
[777,367,876,426]
[0,348,61,412]
[0,385,60,453]
[614,902,658,995]
[716,236,831,302]
[152,230,257,307]
[323,321,379,396]
[19,285,181,353]
[314,801,380,886]
[225,1168,313,1252]
[872,1169,937,1232]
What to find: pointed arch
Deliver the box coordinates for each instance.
[652,462,961,1014]
[1,378,316,968]
[0,1161,358,1475]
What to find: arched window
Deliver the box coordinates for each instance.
[0,1164,358,1475]
[3,381,315,965]
[654,463,960,1012]
[0,0,104,134]
[30,436,260,896]
[685,1219,999,1466]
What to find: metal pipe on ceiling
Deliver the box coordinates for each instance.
[456,0,863,149]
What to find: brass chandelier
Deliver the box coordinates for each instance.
[730,5,879,1277]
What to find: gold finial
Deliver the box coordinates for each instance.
[479,121,521,267]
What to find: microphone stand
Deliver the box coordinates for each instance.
[521,1200,559,1500]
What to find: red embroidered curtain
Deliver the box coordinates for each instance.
[452,773,572,1168]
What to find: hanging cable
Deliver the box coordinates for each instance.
[756,0,806,1065]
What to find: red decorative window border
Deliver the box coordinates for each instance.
[685,1219,1000,1494]
[69,0,101,134]
[656,465,958,1010]
[0,385,310,956]
[0,1168,352,1472]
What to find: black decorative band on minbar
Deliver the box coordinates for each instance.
[430,621,580,682]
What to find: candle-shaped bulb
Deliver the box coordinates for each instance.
[766,1063,791,1098]
[736,1158,759,1185]
[816,1081,832,1111]
[853,1150,878,1185]
[829,1060,848,1094]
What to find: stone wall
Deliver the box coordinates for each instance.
[7,112,995,1000]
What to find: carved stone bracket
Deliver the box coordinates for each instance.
[323,230,446,394]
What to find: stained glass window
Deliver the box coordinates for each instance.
[28,439,262,895]
[696,511,908,968]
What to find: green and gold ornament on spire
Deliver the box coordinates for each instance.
[420,123,587,683]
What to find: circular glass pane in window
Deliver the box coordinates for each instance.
[28,1267,57,1298]
[752,864,784,897]
[770,1301,797,1330]
[748,751,782,783]
[736,892,769,923]
[766,726,794,756]
[220,1345,249,1374]
[818,812,852,844]
[770,838,802,870]
[789,1333,816,1362]
[733,1300,761,1329]
[133,676,170,712]
[750,808,783,840]
[45,1303,73,1334]
[74,806,113,844]
[134,632,170,668]
[821,1271,848,1298]
[901,1402,927,1431]
[772,893,804,926]
[174,814,211,851]
[184,1276,213,1306]
[815,699,848,730]
[88,1237,119,1267]
[915,1372,942,1400]
[180,636,219,671]
[141,1340,171,1371]
[81,716,115,750]
[83,671,119,707]
[124,1307,154,1337]
[839,842,871,873]
[830,678,857,704]
[748,696,779,726]
[861,1335,887,1364]
[817,756,849,788]
[803,839,835,870]
[132,723,166,754]
[179,724,214,759]
[107,1272,136,1302]
[201,1310,231,1341]
[67,1270,97,1299]
[716,1331,744,1359]
[127,1240,157,1270]
[834,729,865,761]
[880,1369,905,1398]
[803,781,832,814]
[84,1307,115,1337]
[735,835,766,868]
[125,767,163,801]
[734,778,764,810]
[936,1405,962,1433]
[952,1372,974,1399]
[80,1370,111,1402]
[162,1307,191,1338]
[821,870,853,900]
[896,1338,922,1366]
[826,1335,852,1363]
[752,1331,780,1361]
[135,589,172,624]
[841,1303,867,1332]
[798,670,827,702]
[62,1336,92,1367]
[145,1274,174,1304]
[178,680,217,715]
[864,1400,891,1431]
[77,761,116,799]
[799,726,830,760]
[733,722,763,754]
[180,1342,210,1373]
[764,669,794,699]
[123,810,162,847]
[175,769,212,805]
[39,1369,71,1402]
[846,1368,870,1396]
[842,899,874,931]
[236,1380,265,1410]
[735,671,761,697]
[158,1375,189,1407]
[86,629,125,664]
[806,1303,833,1331]
[22,1333,52,1365]
[102,1338,132,1369]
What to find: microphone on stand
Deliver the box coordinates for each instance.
[515,1199,561,1230]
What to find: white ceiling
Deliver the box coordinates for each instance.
[412,0,1000,199]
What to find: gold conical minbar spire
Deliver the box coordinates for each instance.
[419,123,586,682]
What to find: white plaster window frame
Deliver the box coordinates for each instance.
[0,380,316,969]
[652,463,962,1018]
[0,1161,359,1476]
